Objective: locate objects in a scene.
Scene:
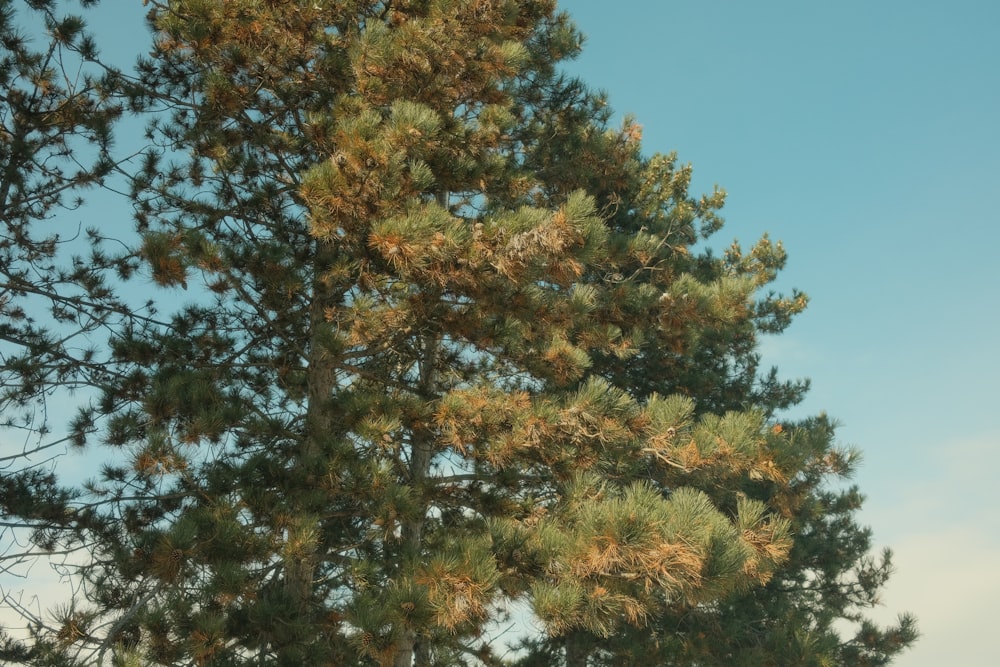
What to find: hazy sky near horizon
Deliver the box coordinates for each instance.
[560,1,1000,664]
[3,1,998,664]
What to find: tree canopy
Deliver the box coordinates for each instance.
[0,1,915,666]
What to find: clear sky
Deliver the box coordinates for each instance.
[3,1,998,664]
[560,0,1000,664]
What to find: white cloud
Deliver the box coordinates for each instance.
[868,526,1000,666]
[861,433,1000,666]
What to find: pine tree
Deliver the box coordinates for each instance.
[91,1,792,664]
[0,0,124,418]
[0,3,173,665]
[0,2,142,660]
[0,2,914,666]
[498,36,917,667]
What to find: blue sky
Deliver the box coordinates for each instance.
[3,1,997,663]
[561,0,1000,664]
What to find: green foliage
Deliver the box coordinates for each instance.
[0,1,914,666]
[0,0,129,409]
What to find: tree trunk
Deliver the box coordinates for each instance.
[565,631,591,667]
[279,240,340,658]
[393,195,448,667]
[394,329,438,667]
